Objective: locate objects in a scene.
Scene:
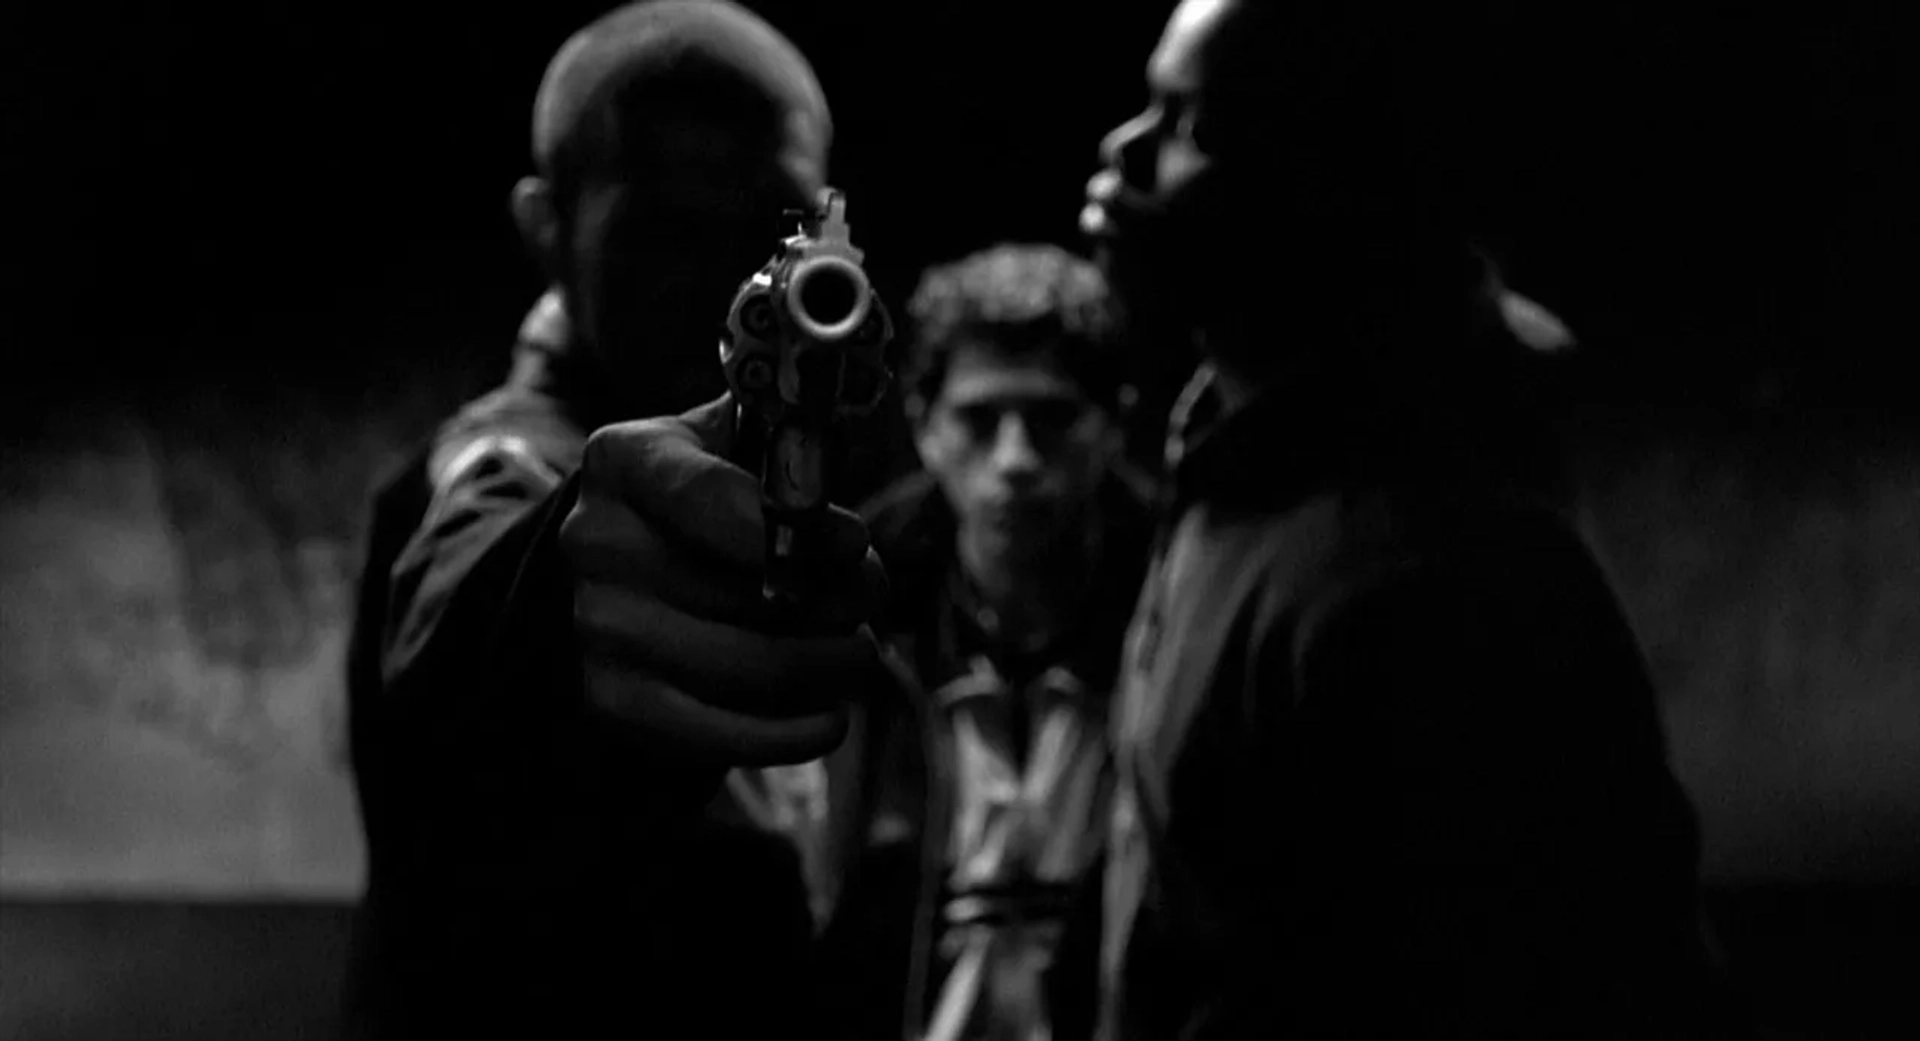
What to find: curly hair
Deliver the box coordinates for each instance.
[902,243,1126,410]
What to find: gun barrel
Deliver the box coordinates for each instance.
[719,185,894,612]
[786,254,872,340]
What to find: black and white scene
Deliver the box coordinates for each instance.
[2,1,1915,1038]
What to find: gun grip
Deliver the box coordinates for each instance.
[760,503,830,623]
[735,414,836,634]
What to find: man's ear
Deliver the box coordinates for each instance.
[511,176,561,277]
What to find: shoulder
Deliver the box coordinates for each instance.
[366,439,435,518]
[1281,488,1644,696]
[1250,484,1627,666]
[427,385,589,502]
[1295,477,1595,587]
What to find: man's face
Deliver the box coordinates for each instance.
[916,347,1116,562]
[1083,0,1323,352]
[1083,0,1241,339]
[566,108,823,413]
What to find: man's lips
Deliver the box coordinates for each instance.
[982,494,1052,525]
[1080,168,1158,241]
[1079,197,1116,239]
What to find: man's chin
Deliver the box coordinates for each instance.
[1089,236,1148,306]
[1092,237,1192,341]
[990,505,1072,545]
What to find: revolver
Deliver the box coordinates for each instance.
[721,187,894,614]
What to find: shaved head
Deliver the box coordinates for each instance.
[533,0,831,201]
[512,1,835,417]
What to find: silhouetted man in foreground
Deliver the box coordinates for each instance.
[1080,1,1742,1037]
[343,4,885,1037]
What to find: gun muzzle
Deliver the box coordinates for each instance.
[718,187,895,613]
[786,254,873,342]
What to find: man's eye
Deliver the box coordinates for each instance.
[1175,108,1214,152]
[956,406,999,440]
[1026,401,1084,439]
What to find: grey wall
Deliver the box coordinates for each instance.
[4,384,1918,897]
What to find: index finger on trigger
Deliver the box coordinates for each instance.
[590,419,764,569]
[820,504,875,569]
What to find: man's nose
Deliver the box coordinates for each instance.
[990,415,1042,478]
[1098,111,1159,194]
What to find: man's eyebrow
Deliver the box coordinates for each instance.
[953,389,1082,407]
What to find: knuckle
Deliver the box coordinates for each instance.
[582,422,649,483]
[581,672,616,715]
[557,498,593,556]
[584,664,658,719]
[561,490,653,573]
[581,425,617,476]
[572,584,608,635]
[558,498,619,567]
[573,581,639,644]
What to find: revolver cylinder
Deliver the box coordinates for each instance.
[720,188,894,611]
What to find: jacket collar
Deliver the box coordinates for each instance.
[1163,347,1573,519]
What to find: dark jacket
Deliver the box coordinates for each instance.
[823,468,1157,1041]
[1098,344,1745,1040]
[342,292,820,1039]
[342,289,1153,1040]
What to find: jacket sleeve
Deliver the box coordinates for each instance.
[380,427,568,686]
[1228,544,1708,1039]
[348,416,773,1035]
[363,418,728,882]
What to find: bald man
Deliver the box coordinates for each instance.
[344,4,887,1037]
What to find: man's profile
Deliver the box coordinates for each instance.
[1080,1,1745,1037]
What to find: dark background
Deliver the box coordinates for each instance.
[3,1,1917,1039]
